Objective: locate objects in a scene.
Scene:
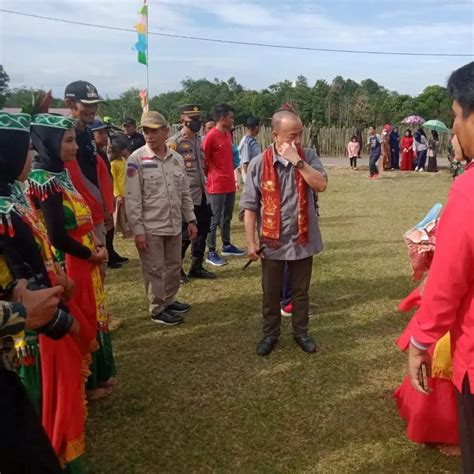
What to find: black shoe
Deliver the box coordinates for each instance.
[188,267,216,279]
[257,336,278,356]
[114,255,129,264]
[180,268,189,285]
[151,310,183,326]
[166,301,191,314]
[107,261,123,269]
[294,335,317,353]
[189,258,217,279]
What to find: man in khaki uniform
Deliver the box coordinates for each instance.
[167,104,215,282]
[125,111,198,326]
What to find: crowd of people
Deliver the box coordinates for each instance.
[0,81,163,472]
[0,81,114,472]
[1,61,474,473]
[348,125,441,177]
[0,77,326,470]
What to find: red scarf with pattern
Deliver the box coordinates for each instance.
[261,145,309,247]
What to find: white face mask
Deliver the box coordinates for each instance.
[274,142,290,167]
[277,156,290,167]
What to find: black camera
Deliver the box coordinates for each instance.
[0,274,74,340]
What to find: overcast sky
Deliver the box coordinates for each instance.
[0,0,473,99]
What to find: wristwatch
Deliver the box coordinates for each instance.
[294,159,305,169]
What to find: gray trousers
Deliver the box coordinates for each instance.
[207,192,235,251]
[138,233,181,315]
[261,257,313,338]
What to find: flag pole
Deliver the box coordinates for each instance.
[135,0,149,111]
[145,0,149,108]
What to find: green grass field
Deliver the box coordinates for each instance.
[86,166,459,473]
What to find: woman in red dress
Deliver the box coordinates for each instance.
[395,208,459,457]
[400,129,414,171]
[396,294,459,454]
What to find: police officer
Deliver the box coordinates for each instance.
[167,104,216,281]
[125,111,198,326]
[123,118,146,153]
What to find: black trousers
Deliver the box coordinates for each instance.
[106,226,119,261]
[457,375,474,474]
[0,369,63,474]
[261,257,313,337]
[391,147,400,169]
[182,196,212,261]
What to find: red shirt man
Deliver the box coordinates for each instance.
[201,103,245,266]
[203,126,235,194]
[404,61,474,473]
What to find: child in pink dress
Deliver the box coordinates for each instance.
[347,135,360,170]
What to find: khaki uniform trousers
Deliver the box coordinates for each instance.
[138,233,182,316]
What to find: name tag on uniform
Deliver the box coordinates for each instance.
[141,156,158,169]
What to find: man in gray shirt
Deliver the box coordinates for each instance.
[240,107,328,356]
[238,117,261,221]
[238,116,261,183]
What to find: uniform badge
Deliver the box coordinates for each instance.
[173,158,180,166]
[168,142,177,151]
[177,140,195,170]
[127,163,139,178]
[140,156,158,168]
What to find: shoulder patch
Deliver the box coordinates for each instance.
[127,162,139,178]
[168,142,177,151]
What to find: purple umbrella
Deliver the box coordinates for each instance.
[401,115,425,125]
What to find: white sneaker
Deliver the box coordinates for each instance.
[419,168,424,172]
[415,167,419,172]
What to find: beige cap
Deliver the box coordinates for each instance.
[140,111,168,129]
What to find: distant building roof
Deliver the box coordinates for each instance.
[2,107,70,116]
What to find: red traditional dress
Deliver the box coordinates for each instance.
[400,136,414,171]
[394,205,458,446]
[29,165,116,393]
[1,182,90,470]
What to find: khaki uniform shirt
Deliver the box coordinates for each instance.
[167,131,208,206]
[125,144,196,237]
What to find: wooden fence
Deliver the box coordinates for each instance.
[170,124,450,157]
[232,125,450,157]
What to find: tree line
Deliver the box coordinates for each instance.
[1,65,453,128]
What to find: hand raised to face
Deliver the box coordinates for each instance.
[277,141,300,165]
